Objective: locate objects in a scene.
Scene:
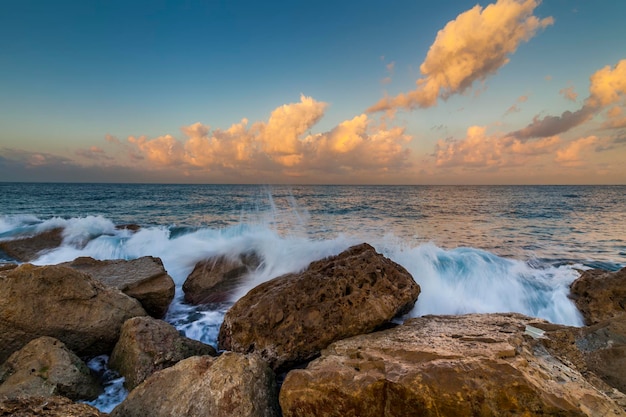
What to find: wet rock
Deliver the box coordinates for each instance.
[183,252,261,304]
[110,353,280,417]
[218,243,420,371]
[280,313,626,417]
[62,256,175,318]
[0,264,146,364]
[0,228,63,262]
[0,396,105,417]
[109,316,217,390]
[0,336,101,401]
[570,267,626,325]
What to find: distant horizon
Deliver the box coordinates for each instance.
[2,0,625,184]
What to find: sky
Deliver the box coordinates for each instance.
[1,0,625,184]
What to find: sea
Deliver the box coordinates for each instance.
[1,183,625,411]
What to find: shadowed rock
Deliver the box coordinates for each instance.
[0,264,146,363]
[183,252,261,304]
[0,228,63,262]
[110,353,280,417]
[218,243,420,371]
[280,313,626,417]
[62,256,175,318]
[570,266,626,325]
[109,316,217,390]
[0,396,105,417]
[0,336,101,401]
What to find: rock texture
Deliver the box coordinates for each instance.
[219,243,420,370]
[570,266,626,325]
[0,264,146,363]
[110,353,280,417]
[0,337,101,400]
[280,313,626,417]
[62,256,175,318]
[0,228,63,262]
[109,316,217,390]
[0,396,105,417]
[183,252,260,304]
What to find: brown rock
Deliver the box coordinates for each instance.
[0,228,63,262]
[0,396,105,417]
[218,243,420,371]
[0,263,18,272]
[62,256,175,318]
[183,252,260,304]
[0,264,146,364]
[109,316,217,390]
[570,267,626,325]
[110,353,280,417]
[0,336,101,401]
[280,313,626,417]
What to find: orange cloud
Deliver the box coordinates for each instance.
[559,86,578,102]
[555,136,599,167]
[368,0,553,112]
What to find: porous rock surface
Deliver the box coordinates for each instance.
[183,252,260,304]
[0,396,105,417]
[0,264,146,363]
[62,256,175,318]
[280,313,626,417]
[570,266,626,325]
[109,316,217,390]
[0,228,63,262]
[110,353,280,417]
[0,336,101,401]
[218,243,420,370]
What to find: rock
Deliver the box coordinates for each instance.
[0,336,101,401]
[219,243,420,371]
[0,228,63,262]
[62,256,175,318]
[0,396,105,417]
[109,316,217,390]
[183,252,261,304]
[116,224,141,232]
[110,353,280,417]
[570,267,626,325]
[0,263,18,272]
[280,313,626,417]
[0,264,146,364]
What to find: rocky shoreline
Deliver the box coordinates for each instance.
[1,231,625,416]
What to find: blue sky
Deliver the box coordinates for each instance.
[1,0,625,184]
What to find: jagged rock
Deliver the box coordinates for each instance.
[0,396,105,417]
[110,353,280,417]
[0,336,101,400]
[183,252,261,304]
[0,263,18,272]
[218,243,420,371]
[570,267,626,325]
[62,256,175,318]
[0,264,146,364]
[0,228,63,262]
[280,313,626,417]
[109,316,217,390]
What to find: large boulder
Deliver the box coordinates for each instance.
[280,313,626,417]
[0,228,63,262]
[183,252,261,304]
[62,256,175,318]
[219,243,420,371]
[109,316,217,390]
[0,264,146,363]
[110,353,280,417]
[0,396,105,417]
[570,267,626,325]
[0,336,101,400]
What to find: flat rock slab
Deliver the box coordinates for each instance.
[280,313,626,417]
[219,243,420,371]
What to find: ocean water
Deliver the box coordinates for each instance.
[1,183,625,411]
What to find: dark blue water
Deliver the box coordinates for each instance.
[1,183,624,411]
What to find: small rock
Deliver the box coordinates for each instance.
[0,228,63,262]
[570,267,626,325]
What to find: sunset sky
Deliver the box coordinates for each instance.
[1,0,625,184]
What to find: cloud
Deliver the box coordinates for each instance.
[554,136,599,167]
[559,86,578,102]
[511,59,626,140]
[368,0,553,112]
[75,146,114,161]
